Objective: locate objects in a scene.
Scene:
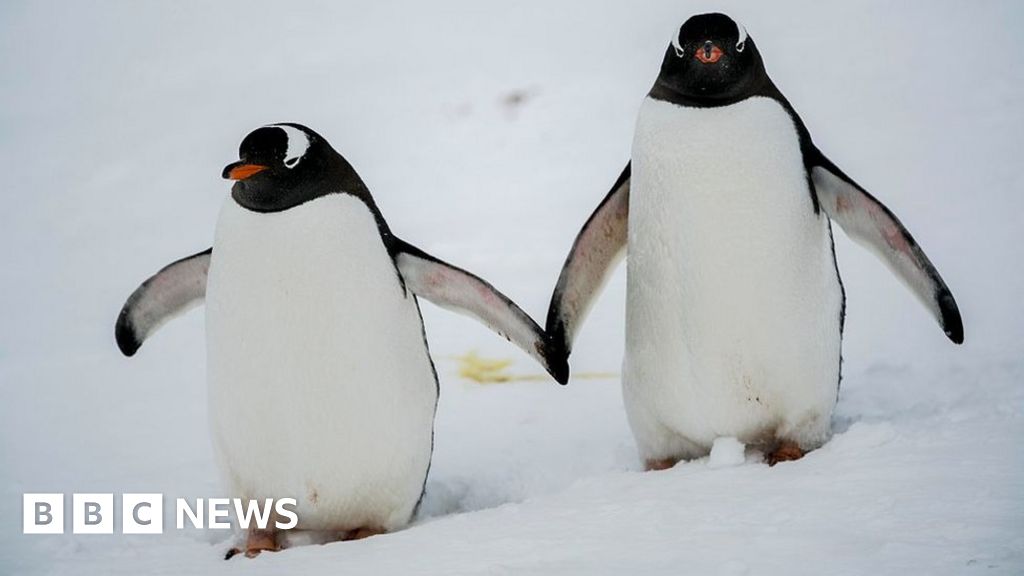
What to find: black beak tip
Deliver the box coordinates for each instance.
[221,162,239,180]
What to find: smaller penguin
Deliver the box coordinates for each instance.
[116,123,567,558]
[545,13,962,469]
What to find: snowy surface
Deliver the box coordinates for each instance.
[707,437,746,469]
[1,1,1022,574]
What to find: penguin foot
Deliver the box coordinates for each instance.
[225,529,280,560]
[644,457,679,471]
[765,440,805,466]
[245,529,280,557]
[344,527,386,541]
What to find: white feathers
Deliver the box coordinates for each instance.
[268,123,310,168]
[206,194,437,531]
[624,96,842,460]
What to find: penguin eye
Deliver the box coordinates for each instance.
[736,39,746,53]
[285,157,299,167]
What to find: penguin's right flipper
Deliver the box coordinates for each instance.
[115,248,212,356]
[545,163,630,360]
[393,239,569,384]
[810,152,963,344]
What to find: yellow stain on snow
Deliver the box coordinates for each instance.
[453,351,618,384]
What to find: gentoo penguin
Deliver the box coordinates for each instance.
[545,14,963,469]
[115,123,567,557]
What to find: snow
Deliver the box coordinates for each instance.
[1,1,1022,574]
[707,437,746,469]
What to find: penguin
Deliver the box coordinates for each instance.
[545,13,963,470]
[115,123,568,558]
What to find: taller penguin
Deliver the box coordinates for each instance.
[116,123,567,557]
[546,14,963,469]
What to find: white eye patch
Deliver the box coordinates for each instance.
[268,124,310,168]
[671,30,685,58]
[671,20,749,57]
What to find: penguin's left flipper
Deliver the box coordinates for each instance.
[115,248,212,356]
[393,239,569,384]
[811,152,963,344]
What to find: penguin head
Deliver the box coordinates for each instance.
[222,123,343,212]
[656,13,766,104]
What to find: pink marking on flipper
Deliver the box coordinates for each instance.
[835,194,853,214]
[425,269,448,289]
[883,225,910,253]
[477,283,498,305]
[868,202,911,254]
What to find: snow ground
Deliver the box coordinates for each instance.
[1,1,1022,574]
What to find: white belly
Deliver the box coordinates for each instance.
[205,194,437,531]
[624,96,843,460]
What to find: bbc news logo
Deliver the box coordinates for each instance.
[23,494,298,534]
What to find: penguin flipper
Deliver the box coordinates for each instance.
[115,248,212,356]
[545,163,630,360]
[393,239,568,384]
[810,153,963,344]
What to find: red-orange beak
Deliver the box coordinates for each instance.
[222,162,269,180]
[696,41,724,64]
